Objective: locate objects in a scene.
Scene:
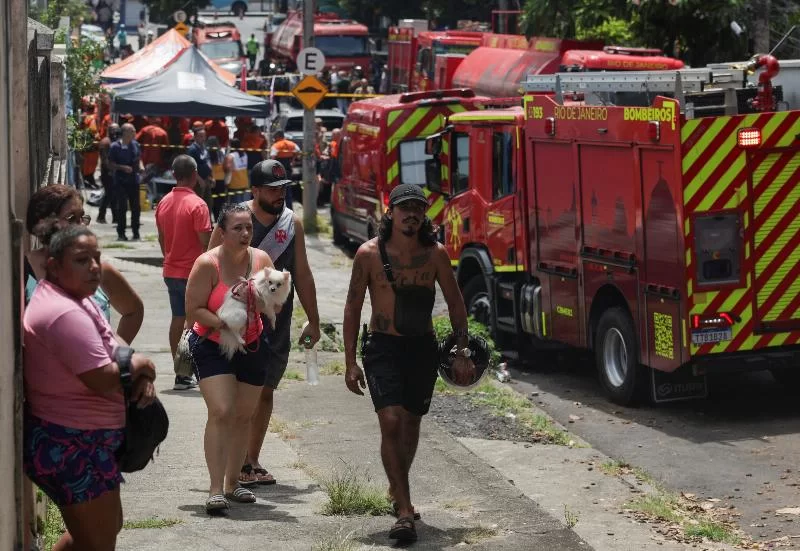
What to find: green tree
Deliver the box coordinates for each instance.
[31,0,89,29]
[141,0,210,24]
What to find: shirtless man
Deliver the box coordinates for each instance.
[343,183,476,543]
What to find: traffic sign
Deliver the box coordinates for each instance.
[291,74,328,111]
[296,47,326,75]
[174,22,189,35]
[174,10,187,22]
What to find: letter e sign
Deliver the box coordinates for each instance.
[296,47,326,75]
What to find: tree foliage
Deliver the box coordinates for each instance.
[141,0,210,24]
[31,0,89,29]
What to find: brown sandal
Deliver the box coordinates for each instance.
[389,516,417,542]
[391,500,421,520]
[253,466,277,485]
[238,464,259,486]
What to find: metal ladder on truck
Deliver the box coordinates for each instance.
[521,68,783,118]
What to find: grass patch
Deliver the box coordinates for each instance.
[465,382,572,445]
[321,465,392,516]
[44,500,66,550]
[103,242,134,249]
[684,520,741,544]
[462,525,498,544]
[123,517,182,530]
[269,418,296,440]
[313,214,332,237]
[289,460,309,471]
[312,528,358,551]
[142,234,159,242]
[564,504,579,528]
[627,494,681,523]
[600,459,656,487]
[434,376,456,394]
[442,499,473,512]
[321,360,345,376]
[284,369,305,381]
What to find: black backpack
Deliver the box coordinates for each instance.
[115,366,169,473]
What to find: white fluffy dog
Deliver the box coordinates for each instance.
[216,267,292,359]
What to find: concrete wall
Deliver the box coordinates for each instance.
[0,0,27,548]
[0,1,66,547]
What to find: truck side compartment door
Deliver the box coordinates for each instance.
[640,149,683,371]
[530,138,582,346]
[486,128,520,272]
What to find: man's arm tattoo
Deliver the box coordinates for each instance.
[346,260,365,303]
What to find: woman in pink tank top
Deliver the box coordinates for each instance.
[185,203,275,513]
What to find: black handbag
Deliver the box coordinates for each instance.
[115,352,169,473]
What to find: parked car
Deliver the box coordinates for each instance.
[270,107,344,178]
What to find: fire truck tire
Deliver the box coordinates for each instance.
[463,275,492,329]
[331,212,347,245]
[770,368,800,386]
[595,307,647,405]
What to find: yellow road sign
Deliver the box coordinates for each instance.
[291,75,328,111]
[174,22,189,35]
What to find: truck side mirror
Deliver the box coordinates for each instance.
[425,134,442,156]
[425,158,444,194]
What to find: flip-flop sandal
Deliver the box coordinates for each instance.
[253,467,277,485]
[238,464,259,487]
[388,516,417,542]
[225,486,256,503]
[391,500,421,520]
[205,494,229,513]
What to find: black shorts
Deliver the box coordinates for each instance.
[188,330,270,387]
[261,291,293,389]
[362,332,439,416]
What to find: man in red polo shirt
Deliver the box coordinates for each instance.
[155,154,212,390]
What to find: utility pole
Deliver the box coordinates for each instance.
[301,0,317,231]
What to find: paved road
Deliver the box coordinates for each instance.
[507,352,800,544]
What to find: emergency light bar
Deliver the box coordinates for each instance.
[737,128,762,148]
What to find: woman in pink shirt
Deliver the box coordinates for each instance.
[23,225,157,551]
[185,203,274,513]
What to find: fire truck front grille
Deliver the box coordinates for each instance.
[751,152,800,328]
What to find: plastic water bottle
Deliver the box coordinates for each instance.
[303,321,319,386]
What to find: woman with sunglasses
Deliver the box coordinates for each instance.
[23,223,157,551]
[25,184,144,344]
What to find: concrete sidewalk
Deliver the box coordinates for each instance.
[88,206,591,550]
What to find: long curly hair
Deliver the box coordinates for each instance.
[26,184,82,243]
[378,213,438,246]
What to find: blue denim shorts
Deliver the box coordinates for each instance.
[189,330,269,386]
[164,277,188,317]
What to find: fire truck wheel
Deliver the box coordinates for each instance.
[770,367,800,386]
[463,275,492,328]
[331,212,347,245]
[595,307,647,405]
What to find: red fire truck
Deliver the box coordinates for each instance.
[387,26,484,93]
[330,89,490,244]
[270,11,370,74]
[424,58,800,404]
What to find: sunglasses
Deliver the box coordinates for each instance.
[64,213,92,225]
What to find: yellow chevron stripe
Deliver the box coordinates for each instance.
[388,108,431,152]
[681,117,729,175]
[685,116,759,205]
[419,114,445,137]
[388,110,402,126]
[450,259,459,267]
[448,104,467,113]
[769,332,791,347]
[427,196,445,220]
[422,187,432,197]
[694,153,747,211]
[387,161,399,184]
[680,118,702,144]
[495,265,524,272]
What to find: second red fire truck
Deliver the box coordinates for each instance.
[422,57,800,404]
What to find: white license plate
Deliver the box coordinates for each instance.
[691,328,732,345]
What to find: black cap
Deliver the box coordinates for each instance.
[389,184,428,207]
[250,160,292,187]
